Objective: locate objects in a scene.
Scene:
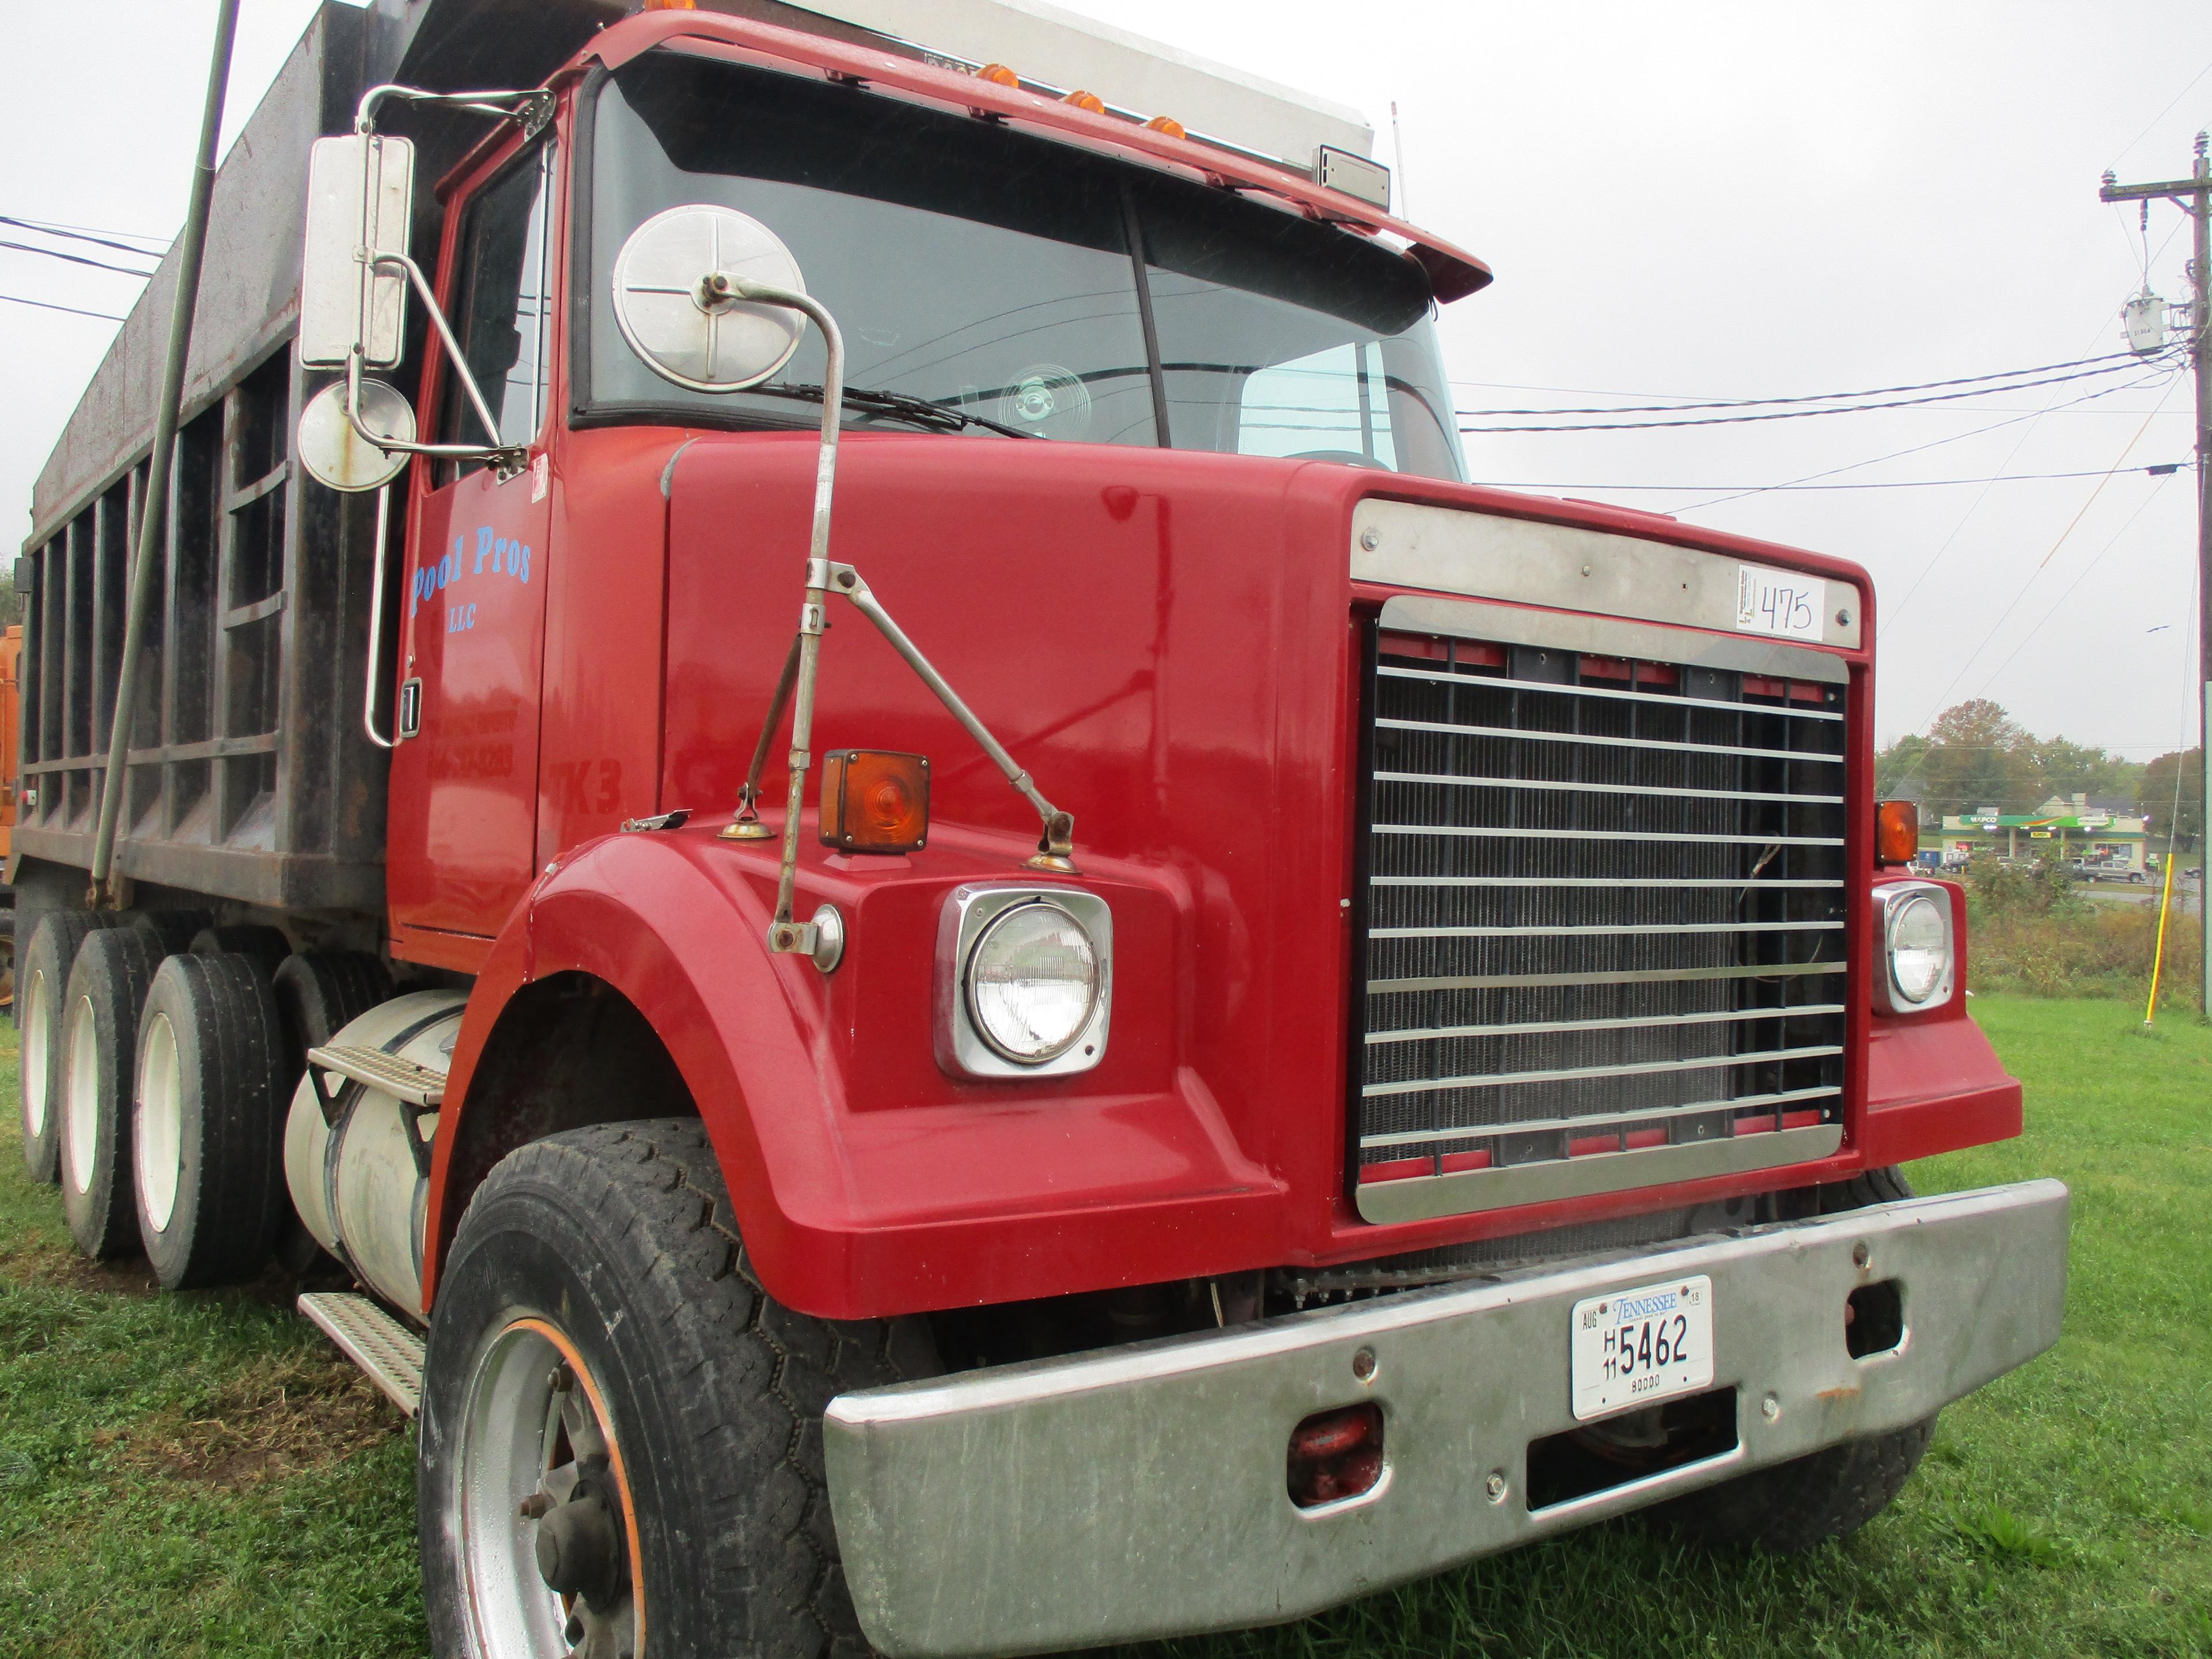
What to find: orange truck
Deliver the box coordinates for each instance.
[0,623,18,1003]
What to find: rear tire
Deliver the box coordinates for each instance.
[191,924,293,984]
[18,912,123,1184]
[419,1120,938,1659]
[132,953,291,1290]
[132,910,215,956]
[1662,1164,1934,1552]
[58,928,166,1259]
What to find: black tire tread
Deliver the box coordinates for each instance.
[59,927,168,1259]
[190,923,293,982]
[1666,1415,1937,1554]
[135,953,291,1290]
[429,1119,934,1659]
[1664,1164,1933,1553]
[18,911,126,1184]
[132,910,215,956]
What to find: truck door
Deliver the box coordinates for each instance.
[387,138,558,953]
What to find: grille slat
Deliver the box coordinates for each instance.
[1355,629,1850,1211]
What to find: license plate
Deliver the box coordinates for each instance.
[1570,1275,1714,1421]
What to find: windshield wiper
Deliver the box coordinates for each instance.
[756,382,1041,440]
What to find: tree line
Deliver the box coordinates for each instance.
[1875,699,2202,844]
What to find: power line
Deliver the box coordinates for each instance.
[1460,351,2147,417]
[1459,354,2182,433]
[1876,316,2151,641]
[1683,370,2179,514]
[0,238,157,279]
[1904,393,2177,738]
[0,291,127,322]
[4,213,169,250]
[1477,465,2190,494]
[1972,479,2175,699]
[0,215,165,262]
[2106,55,2212,172]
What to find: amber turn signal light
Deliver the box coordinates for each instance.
[1876,799,1919,866]
[820,751,930,854]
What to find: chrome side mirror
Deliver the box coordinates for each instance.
[300,133,414,370]
[297,378,415,493]
[611,206,807,392]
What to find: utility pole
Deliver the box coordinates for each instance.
[2103,131,2211,1017]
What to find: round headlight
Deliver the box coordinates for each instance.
[965,901,1100,1064]
[1886,891,1952,1005]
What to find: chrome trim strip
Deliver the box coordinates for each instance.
[1375,592,1853,684]
[1369,961,1847,994]
[1367,1003,1849,1044]
[1355,1123,1845,1222]
[1375,768,1844,806]
[1374,823,1846,848]
[1359,1084,1844,1149]
[1377,714,1844,766]
[1354,502,1864,652]
[1361,1045,1845,1100]
[1375,664,1847,721]
[1370,920,1845,940]
[825,1182,2065,1658]
[1369,876,1845,889]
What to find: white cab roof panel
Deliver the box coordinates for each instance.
[768,0,1373,168]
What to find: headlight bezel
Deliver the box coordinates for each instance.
[935,884,1113,1079]
[1871,880,1957,1015]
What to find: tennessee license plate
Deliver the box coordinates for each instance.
[1570,1275,1715,1421]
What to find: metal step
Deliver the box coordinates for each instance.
[308,1042,448,1107]
[298,1291,426,1418]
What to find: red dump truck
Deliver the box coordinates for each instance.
[12,2,2066,1654]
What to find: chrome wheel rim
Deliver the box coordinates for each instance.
[136,1012,184,1234]
[62,996,100,1195]
[456,1317,642,1659]
[22,968,50,1139]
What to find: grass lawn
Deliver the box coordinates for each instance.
[3,1000,2209,1658]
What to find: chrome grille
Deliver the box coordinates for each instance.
[1354,631,1850,1217]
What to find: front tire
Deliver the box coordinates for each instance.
[1662,1164,1934,1552]
[420,1120,937,1659]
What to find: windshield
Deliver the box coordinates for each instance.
[584,51,1465,480]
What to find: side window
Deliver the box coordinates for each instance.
[1236,342,1399,469]
[441,142,555,474]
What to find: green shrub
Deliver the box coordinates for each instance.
[1967,893,2203,1006]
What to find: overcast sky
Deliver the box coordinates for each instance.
[2,1,2207,760]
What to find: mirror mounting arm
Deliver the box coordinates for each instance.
[344,259,527,480]
[715,279,1080,957]
[355,83,554,140]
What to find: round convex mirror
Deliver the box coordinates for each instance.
[298,378,416,493]
[611,206,808,394]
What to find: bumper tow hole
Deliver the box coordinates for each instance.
[1527,1387,1738,1512]
[1846,1279,1906,1358]
[1287,1403,1384,1509]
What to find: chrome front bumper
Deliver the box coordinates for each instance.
[825,1180,2068,1659]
